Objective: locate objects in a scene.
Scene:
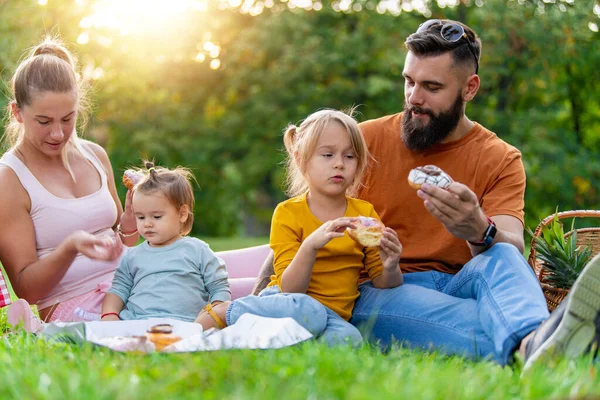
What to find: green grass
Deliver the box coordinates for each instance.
[203,236,268,252]
[1,333,599,399]
[1,237,599,399]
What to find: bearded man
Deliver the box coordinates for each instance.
[350,19,600,369]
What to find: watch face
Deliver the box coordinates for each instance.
[484,222,497,246]
[484,235,494,246]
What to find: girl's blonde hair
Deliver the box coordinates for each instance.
[2,35,90,180]
[283,108,369,198]
[135,161,196,236]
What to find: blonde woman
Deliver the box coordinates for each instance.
[1,37,138,328]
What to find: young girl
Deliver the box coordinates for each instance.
[101,162,231,322]
[195,109,403,346]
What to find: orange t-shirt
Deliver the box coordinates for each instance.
[358,112,525,274]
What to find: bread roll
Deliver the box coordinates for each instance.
[347,216,384,248]
[408,165,453,190]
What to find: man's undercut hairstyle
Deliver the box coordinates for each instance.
[405,20,481,74]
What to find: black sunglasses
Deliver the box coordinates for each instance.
[416,19,479,74]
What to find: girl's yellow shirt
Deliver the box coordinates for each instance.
[268,193,384,321]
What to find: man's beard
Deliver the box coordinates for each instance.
[401,94,464,152]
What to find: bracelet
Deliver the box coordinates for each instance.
[117,224,138,237]
[101,312,121,319]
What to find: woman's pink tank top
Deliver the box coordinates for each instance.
[0,144,120,310]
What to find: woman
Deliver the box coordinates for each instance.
[0,36,138,325]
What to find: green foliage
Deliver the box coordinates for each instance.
[528,213,593,289]
[1,1,599,236]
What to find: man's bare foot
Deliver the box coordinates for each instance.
[194,301,231,330]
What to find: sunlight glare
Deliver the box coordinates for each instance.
[210,0,433,16]
[92,67,105,80]
[294,0,315,8]
[82,0,206,35]
[37,0,48,5]
[193,1,208,11]
[97,36,113,47]
[203,42,217,52]
[338,0,352,12]
[77,32,90,45]
[210,59,221,70]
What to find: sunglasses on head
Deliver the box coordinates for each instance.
[416,19,479,74]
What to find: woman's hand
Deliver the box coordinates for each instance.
[304,217,357,251]
[69,231,123,261]
[118,190,137,234]
[379,227,402,271]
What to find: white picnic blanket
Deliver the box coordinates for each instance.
[40,313,312,353]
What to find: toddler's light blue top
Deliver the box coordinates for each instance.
[109,236,231,322]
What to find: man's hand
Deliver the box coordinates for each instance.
[417,181,488,242]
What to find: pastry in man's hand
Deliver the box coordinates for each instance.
[408,165,453,190]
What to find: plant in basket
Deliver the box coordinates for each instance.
[528,213,592,289]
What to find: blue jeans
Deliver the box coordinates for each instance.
[350,243,549,364]
[321,305,363,347]
[227,286,362,346]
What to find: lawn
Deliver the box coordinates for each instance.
[1,237,598,399]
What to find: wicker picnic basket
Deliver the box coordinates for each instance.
[527,210,600,312]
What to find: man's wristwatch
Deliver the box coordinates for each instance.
[468,216,497,247]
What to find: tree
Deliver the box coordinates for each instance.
[1,0,598,235]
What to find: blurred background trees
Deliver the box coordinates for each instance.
[1,0,599,236]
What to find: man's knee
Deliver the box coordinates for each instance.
[487,242,522,257]
[464,242,538,285]
[471,242,529,272]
